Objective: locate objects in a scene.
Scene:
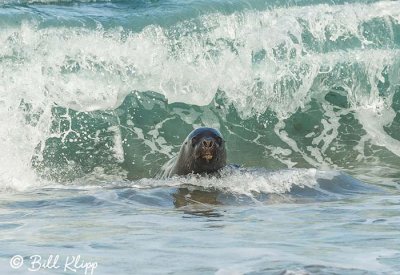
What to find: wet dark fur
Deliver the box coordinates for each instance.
[159,127,227,178]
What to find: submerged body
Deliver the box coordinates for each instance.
[159,127,227,178]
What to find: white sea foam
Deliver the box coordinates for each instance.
[128,167,331,196]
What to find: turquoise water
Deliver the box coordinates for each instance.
[1,0,400,274]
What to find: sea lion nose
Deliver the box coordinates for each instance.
[202,138,214,148]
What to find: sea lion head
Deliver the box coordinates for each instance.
[185,127,227,173]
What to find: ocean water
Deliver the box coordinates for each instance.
[1,0,400,274]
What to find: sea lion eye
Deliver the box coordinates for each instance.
[191,137,198,146]
[215,136,223,145]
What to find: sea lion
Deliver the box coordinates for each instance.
[159,127,227,178]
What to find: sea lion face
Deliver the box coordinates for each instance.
[159,127,227,177]
[186,127,226,173]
